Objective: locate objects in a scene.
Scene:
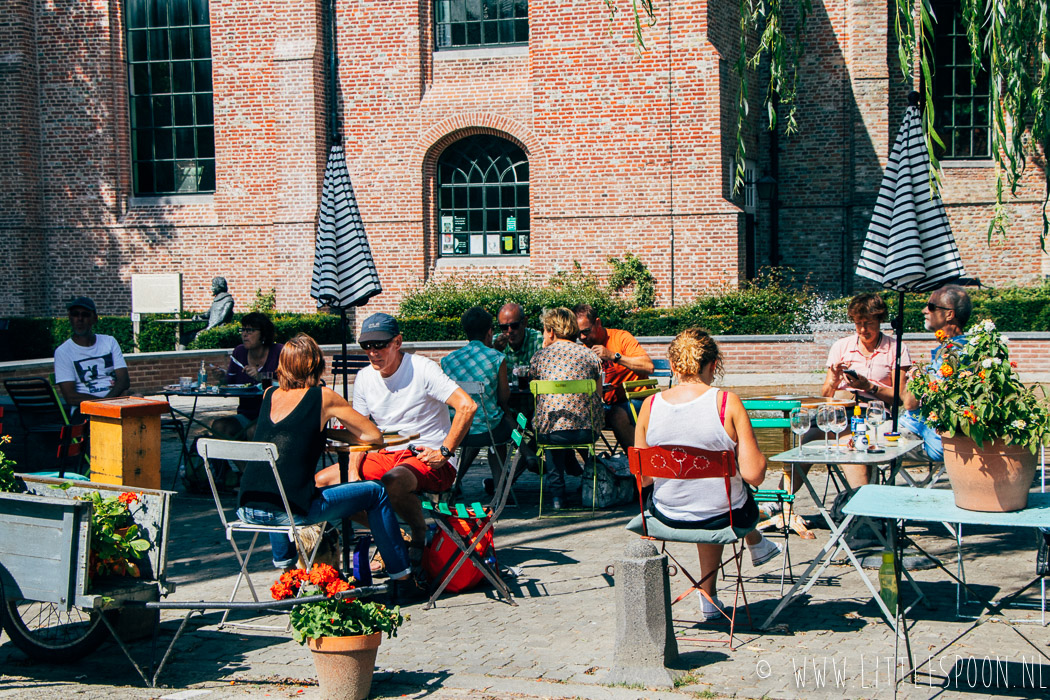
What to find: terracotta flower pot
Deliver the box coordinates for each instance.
[307,632,382,700]
[941,434,1037,512]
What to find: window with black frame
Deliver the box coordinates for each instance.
[126,0,215,195]
[435,0,528,49]
[437,135,529,257]
[930,1,991,160]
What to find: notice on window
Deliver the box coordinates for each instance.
[506,216,516,232]
[518,235,528,254]
[469,235,484,255]
[441,216,454,233]
[441,233,454,254]
[486,236,500,255]
[453,216,466,232]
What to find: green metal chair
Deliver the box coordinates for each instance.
[529,379,603,518]
[624,378,660,422]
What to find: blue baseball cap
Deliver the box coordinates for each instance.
[66,296,97,313]
[359,313,400,343]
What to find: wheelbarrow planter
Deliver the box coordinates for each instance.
[0,476,175,662]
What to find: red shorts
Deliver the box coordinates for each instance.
[360,448,456,494]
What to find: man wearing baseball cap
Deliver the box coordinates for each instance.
[316,312,476,579]
[54,296,131,407]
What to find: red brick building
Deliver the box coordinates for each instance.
[2,0,1046,320]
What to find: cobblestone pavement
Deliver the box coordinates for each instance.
[3,395,1049,699]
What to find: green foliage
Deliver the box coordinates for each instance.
[250,288,278,313]
[82,491,152,579]
[0,436,22,493]
[189,313,344,349]
[606,252,656,308]
[906,320,1050,452]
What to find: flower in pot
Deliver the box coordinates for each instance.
[272,563,403,700]
[907,321,1050,511]
[0,435,23,494]
[82,491,152,578]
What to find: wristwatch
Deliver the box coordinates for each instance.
[612,352,622,363]
[439,446,452,460]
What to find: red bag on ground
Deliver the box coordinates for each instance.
[423,515,495,594]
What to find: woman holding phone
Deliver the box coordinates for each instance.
[821,293,911,404]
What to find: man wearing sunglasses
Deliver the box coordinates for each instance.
[900,284,972,460]
[493,302,543,368]
[318,313,476,570]
[573,303,654,449]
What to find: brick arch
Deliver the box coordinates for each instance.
[416,115,544,276]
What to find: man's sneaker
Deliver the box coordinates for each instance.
[697,592,725,621]
[749,536,782,567]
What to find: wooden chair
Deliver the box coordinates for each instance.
[529,379,603,518]
[626,444,757,648]
[4,378,89,477]
[330,354,370,398]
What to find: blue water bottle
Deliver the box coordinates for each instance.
[352,534,373,586]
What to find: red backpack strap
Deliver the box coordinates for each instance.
[718,390,728,425]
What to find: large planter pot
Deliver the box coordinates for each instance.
[307,632,382,700]
[941,435,1037,512]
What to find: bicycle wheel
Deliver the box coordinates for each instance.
[0,597,108,662]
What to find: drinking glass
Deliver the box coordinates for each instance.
[866,400,886,449]
[816,405,832,452]
[831,405,849,451]
[790,408,811,453]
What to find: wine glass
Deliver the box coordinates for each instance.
[790,408,811,453]
[816,404,832,452]
[866,400,886,449]
[831,405,849,451]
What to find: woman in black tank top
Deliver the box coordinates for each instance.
[235,335,411,582]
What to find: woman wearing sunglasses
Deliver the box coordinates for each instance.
[211,312,283,441]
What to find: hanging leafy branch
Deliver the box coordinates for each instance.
[604,0,657,48]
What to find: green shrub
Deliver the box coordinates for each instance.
[188,313,345,349]
[398,317,464,342]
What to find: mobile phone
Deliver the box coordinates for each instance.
[843,368,860,380]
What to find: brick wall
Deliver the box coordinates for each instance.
[1,1,1046,322]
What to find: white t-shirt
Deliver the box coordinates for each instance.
[352,352,460,464]
[54,334,127,398]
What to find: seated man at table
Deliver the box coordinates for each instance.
[54,296,131,408]
[440,306,512,499]
[900,284,971,461]
[492,302,543,370]
[574,303,654,449]
[315,313,476,576]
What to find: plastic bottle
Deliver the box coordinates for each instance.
[878,550,898,616]
[197,360,207,390]
[850,405,864,447]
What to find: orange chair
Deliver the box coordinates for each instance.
[626,444,757,648]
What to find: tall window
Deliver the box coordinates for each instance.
[126,0,215,195]
[435,0,528,50]
[930,1,991,159]
[437,135,529,257]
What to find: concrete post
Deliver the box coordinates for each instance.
[604,540,679,688]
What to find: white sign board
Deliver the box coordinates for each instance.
[132,274,182,314]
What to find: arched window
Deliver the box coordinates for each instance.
[437,135,529,257]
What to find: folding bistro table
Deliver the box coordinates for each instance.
[760,437,923,629]
[840,485,1050,685]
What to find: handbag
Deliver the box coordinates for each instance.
[582,453,637,508]
[423,514,496,594]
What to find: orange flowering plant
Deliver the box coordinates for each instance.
[907,320,1050,452]
[81,490,152,578]
[271,563,403,644]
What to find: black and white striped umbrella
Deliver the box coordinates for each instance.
[310,143,382,310]
[856,93,966,293]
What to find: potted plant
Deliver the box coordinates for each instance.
[0,435,23,494]
[81,490,152,579]
[271,563,403,700]
[907,320,1050,511]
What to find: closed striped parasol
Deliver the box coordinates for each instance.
[310,143,382,310]
[856,92,969,428]
[857,93,966,293]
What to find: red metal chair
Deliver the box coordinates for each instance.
[626,444,756,648]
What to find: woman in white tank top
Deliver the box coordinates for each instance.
[634,328,781,618]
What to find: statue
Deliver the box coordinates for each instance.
[203,276,235,330]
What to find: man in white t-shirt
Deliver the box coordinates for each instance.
[315,313,476,560]
[54,296,131,407]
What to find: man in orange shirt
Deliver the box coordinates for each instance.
[574,303,654,449]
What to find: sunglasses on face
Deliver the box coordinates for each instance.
[361,339,392,351]
[498,321,523,331]
[578,326,593,336]
[925,302,953,313]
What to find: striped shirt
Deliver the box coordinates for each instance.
[441,340,506,433]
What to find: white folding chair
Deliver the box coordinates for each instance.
[197,438,325,630]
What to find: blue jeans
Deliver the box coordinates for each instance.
[899,411,944,461]
[237,480,410,578]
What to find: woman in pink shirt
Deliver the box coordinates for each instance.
[821,293,911,404]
